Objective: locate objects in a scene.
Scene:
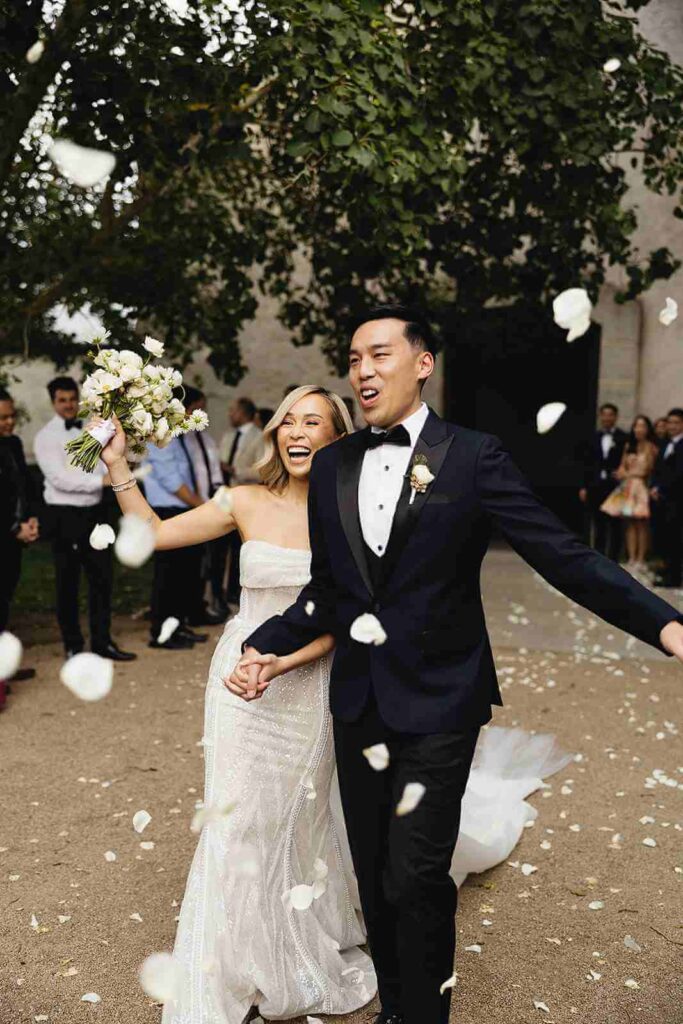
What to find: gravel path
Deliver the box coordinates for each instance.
[1,548,682,1024]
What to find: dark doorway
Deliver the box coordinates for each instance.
[441,304,601,533]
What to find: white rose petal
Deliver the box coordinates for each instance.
[60,653,113,702]
[536,402,567,435]
[139,951,179,1004]
[624,935,642,953]
[534,1001,550,1013]
[286,884,315,911]
[658,297,678,326]
[140,841,155,851]
[624,978,640,990]
[115,514,156,568]
[129,912,143,922]
[350,612,387,646]
[464,944,481,953]
[0,632,23,680]
[142,336,165,358]
[48,139,115,188]
[302,776,316,800]
[642,837,657,847]
[362,743,390,771]
[588,900,604,910]
[189,801,235,834]
[26,39,45,63]
[440,973,458,995]
[158,617,180,645]
[521,863,538,876]
[305,601,315,616]
[133,810,151,834]
[81,993,101,1003]
[89,523,115,550]
[104,850,117,862]
[396,782,426,817]
[603,58,621,73]
[552,288,592,342]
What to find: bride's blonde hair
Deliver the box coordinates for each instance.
[256,385,354,493]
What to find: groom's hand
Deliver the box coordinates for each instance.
[659,620,683,662]
[223,647,272,700]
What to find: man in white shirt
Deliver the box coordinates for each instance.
[219,397,265,603]
[34,377,135,662]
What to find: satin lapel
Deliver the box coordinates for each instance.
[336,433,373,597]
[381,412,455,585]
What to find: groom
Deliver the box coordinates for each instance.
[233,306,683,1024]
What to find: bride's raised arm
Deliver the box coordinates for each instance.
[95,414,238,550]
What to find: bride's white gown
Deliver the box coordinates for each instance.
[163,540,573,1024]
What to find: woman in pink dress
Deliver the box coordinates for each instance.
[600,415,659,573]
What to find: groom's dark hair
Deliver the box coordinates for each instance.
[352,304,437,357]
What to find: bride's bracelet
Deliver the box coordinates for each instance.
[111,476,138,493]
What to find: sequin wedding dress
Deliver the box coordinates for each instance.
[163,540,572,1023]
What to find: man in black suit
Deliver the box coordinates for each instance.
[228,307,683,1024]
[578,402,628,560]
[651,407,683,587]
[0,388,39,635]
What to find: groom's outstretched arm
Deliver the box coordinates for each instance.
[245,455,337,657]
[476,434,683,656]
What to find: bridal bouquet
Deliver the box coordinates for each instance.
[65,334,208,472]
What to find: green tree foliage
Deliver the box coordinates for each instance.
[1,0,682,380]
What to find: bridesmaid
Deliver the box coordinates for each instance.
[600,415,659,574]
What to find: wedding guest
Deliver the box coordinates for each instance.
[651,407,683,588]
[219,398,265,604]
[0,389,39,685]
[578,403,628,560]
[255,406,274,430]
[600,415,658,573]
[654,417,668,442]
[145,433,206,648]
[181,387,225,624]
[650,417,670,567]
[34,377,135,662]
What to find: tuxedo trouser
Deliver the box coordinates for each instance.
[334,694,481,1024]
[660,499,683,585]
[150,507,203,638]
[0,534,22,633]
[47,505,113,651]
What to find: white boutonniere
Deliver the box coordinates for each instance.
[407,453,435,505]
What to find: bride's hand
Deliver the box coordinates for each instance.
[89,413,127,466]
[223,653,280,700]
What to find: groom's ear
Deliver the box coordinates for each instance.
[417,350,435,384]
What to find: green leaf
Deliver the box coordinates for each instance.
[332,129,354,147]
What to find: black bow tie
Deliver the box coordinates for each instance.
[365,424,411,450]
[64,418,83,431]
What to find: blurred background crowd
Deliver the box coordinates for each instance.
[2,372,683,711]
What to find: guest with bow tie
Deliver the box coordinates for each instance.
[579,402,628,561]
[650,407,683,588]
[34,377,135,662]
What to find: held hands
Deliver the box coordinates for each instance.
[16,518,39,543]
[659,620,683,664]
[223,647,285,701]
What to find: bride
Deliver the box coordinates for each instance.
[98,385,572,1024]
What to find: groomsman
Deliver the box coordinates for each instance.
[219,397,265,604]
[34,377,135,661]
[579,402,628,560]
[651,407,683,587]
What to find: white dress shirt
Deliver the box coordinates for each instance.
[359,402,429,557]
[663,432,683,460]
[600,430,615,460]
[34,415,105,507]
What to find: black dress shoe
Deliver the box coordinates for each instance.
[177,627,208,643]
[93,642,137,662]
[148,634,195,650]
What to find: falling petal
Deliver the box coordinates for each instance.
[603,58,621,73]
[440,972,457,994]
[362,743,390,771]
[536,402,567,435]
[139,951,179,1004]
[26,40,45,63]
[60,653,113,702]
[552,288,592,342]
[642,837,657,847]
[89,523,115,550]
[521,863,538,876]
[81,993,101,1003]
[302,776,316,800]
[130,912,143,922]
[158,617,180,645]
[287,884,315,911]
[133,810,152,834]
[534,1001,550,1013]
[464,944,481,953]
[350,612,387,645]
[48,139,115,188]
[0,631,23,680]
[305,601,315,616]
[588,900,604,910]
[115,514,156,568]
[624,978,640,990]
[189,801,235,834]
[104,851,117,862]
[396,782,426,816]
[140,841,155,851]
[658,297,678,326]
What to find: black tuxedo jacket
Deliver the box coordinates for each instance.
[582,428,628,493]
[652,439,683,508]
[247,411,681,733]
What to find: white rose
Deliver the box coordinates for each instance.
[126,381,149,399]
[93,369,123,393]
[143,335,165,358]
[119,349,143,367]
[167,398,186,420]
[411,464,434,486]
[129,406,154,436]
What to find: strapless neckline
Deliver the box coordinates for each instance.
[241,539,311,556]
